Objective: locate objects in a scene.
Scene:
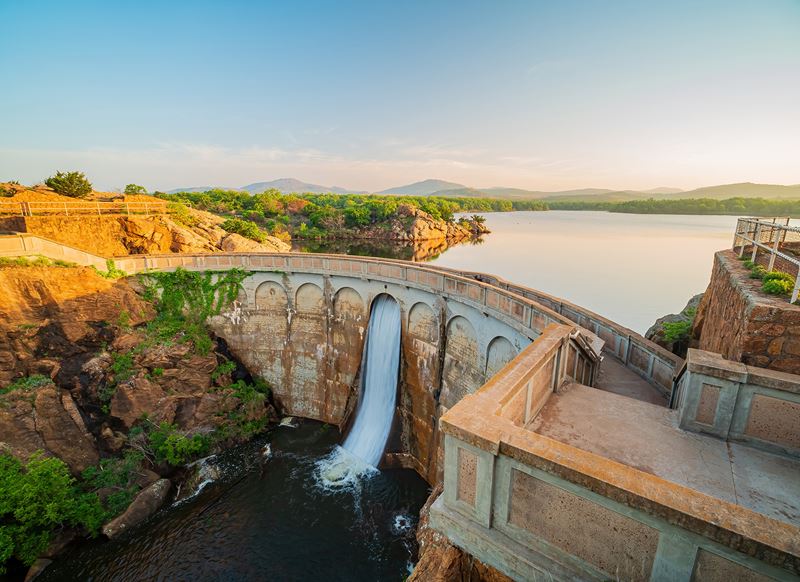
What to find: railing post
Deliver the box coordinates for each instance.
[750,223,761,262]
[96,202,100,216]
[768,224,780,271]
[793,267,800,304]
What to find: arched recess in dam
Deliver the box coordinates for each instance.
[211,269,533,481]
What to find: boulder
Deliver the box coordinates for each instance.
[220,232,290,253]
[102,478,172,538]
[0,384,98,474]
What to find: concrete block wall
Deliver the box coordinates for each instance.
[676,349,800,457]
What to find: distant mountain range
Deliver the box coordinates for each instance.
[166,179,800,201]
[167,178,365,195]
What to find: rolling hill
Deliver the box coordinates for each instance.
[377,179,467,196]
[166,179,800,201]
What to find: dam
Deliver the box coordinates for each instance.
[1,233,798,581]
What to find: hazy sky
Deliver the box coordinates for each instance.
[1,0,798,192]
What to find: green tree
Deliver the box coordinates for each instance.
[44,171,93,198]
[124,184,148,195]
[0,452,106,573]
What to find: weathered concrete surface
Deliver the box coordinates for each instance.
[694,250,800,374]
[594,355,667,405]
[210,270,531,480]
[530,384,800,527]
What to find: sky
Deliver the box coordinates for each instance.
[1,0,799,192]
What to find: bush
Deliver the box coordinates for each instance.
[749,265,767,279]
[44,171,92,198]
[148,423,210,466]
[81,450,144,516]
[0,452,105,572]
[763,278,794,295]
[123,184,147,195]
[167,202,197,227]
[221,218,267,243]
[763,271,795,284]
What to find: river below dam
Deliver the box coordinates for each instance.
[39,422,429,582]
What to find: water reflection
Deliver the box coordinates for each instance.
[292,235,484,262]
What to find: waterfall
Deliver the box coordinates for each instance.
[317,294,401,487]
[342,294,401,466]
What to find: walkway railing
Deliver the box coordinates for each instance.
[0,200,167,217]
[733,217,800,302]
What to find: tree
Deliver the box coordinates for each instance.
[124,184,148,195]
[44,171,93,198]
[0,452,105,572]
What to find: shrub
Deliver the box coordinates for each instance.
[763,271,795,284]
[44,171,93,198]
[81,450,144,516]
[221,218,267,243]
[1,375,51,395]
[662,320,692,343]
[0,452,106,572]
[763,278,793,295]
[92,259,127,280]
[742,259,755,269]
[167,202,197,227]
[123,184,147,195]
[749,265,767,279]
[148,423,210,466]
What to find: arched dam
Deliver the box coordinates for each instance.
[105,250,676,483]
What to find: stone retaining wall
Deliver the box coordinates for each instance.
[694,250,800,375]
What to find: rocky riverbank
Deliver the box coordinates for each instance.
[0,264,278,578]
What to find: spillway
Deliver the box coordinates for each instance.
[317,294,401,486]
[342,294,402,466]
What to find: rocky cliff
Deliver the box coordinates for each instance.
[365,204,490,243]
[0,184,290,256]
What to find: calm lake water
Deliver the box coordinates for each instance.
[429,211,739,333]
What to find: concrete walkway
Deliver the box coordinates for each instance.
[594,354,668,406]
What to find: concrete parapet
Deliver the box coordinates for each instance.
[436,332,800,581]
[676,348,800,456]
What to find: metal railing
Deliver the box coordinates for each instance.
[0,200,168,217]
[733,217,800,302]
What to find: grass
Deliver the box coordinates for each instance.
[0,374,51,395]
[0,255,77,268]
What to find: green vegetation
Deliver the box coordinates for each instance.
[0,375,51,396]
[140,267,247,354]
[81,450,145,516]
[129,421,210,467]
[548,197,800,217]
[211,360,236,380]
[92,259,127,279]
[155,189,546,241]
[166,201,197,226]
[221,217,268,243]
[0,452,105,573]
[740,260,796,297]
[0,255,77,269]
[123,184,148,195]
[44,171,93,198]
[661,307,696,343]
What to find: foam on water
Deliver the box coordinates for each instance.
[317,294,401,488]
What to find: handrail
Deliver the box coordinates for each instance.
[733,217,800,302]
[0,200,168,217]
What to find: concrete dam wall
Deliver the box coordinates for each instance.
[208,265,533,482]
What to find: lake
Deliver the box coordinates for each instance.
[429,211,739,334]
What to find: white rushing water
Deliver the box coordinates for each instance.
[317,294,401,488]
